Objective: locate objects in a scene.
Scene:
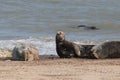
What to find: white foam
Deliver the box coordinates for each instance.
[0,37,107,55]
[0,37,56,55]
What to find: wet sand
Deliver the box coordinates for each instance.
[0,56,120,80]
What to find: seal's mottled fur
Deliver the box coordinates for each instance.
[12,43,39,61]
[81,45,95,58]
[92,41,120,59]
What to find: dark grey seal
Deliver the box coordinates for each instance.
[56,31,84,58]
[91,41,120,59]
[78,25,99,30]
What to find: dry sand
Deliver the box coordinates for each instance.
[0,56,120,80]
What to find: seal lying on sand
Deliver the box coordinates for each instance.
[12,43,39,61]
[91,41,120,59]
[56,31,84,58]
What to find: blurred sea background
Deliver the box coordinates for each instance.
[0,0,120,55]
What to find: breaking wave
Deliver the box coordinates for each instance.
[0,37,110,55]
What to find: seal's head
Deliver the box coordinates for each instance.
[56,31,65,42]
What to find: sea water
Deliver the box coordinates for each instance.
[0,0,120,55]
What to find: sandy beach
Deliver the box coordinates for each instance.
[0,56,120,80]
[0,0,120,80]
